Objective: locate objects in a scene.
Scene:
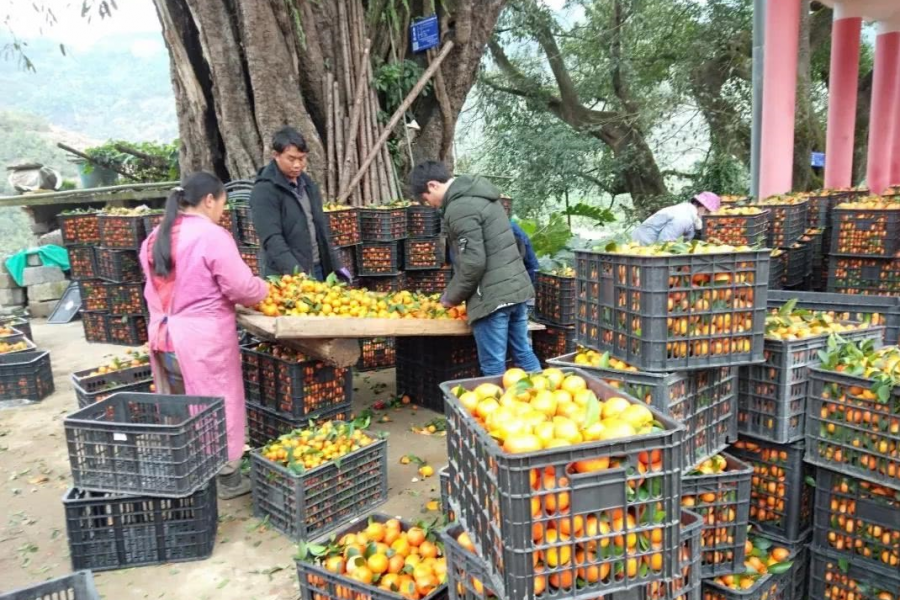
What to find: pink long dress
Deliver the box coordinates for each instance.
[140,213,268,461]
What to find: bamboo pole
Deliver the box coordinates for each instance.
[333,81,346,204]
[337,41,455,204]
[325,74,335,201]
[336,1,354,103]
[362,88,379,204]
[337,42,371,198]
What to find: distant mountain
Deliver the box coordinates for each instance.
[0,34,176,142]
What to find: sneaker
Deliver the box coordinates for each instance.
[217,471,251,500]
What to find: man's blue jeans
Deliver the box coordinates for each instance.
[471,302,542,376]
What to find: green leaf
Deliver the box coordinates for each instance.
[584,394,601,428]
[804,475,816,487]
[767,561,793,575]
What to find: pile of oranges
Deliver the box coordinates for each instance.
[303,517,446,600]
[764,304,868,341]
[257,273,466,320]
[602,240,753,256]
[0,340,28,354]
[706,540,792,593]
[448,367,661,458]
[572,348,638,371]
[84,349,149,377]
[260,418,377,473]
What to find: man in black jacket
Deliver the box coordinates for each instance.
[250,127,350,281]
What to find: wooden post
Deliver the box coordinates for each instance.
[325,74,335,201]
[337,41,371,198]
[337,41,455,204]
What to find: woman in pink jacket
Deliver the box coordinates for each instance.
[140,172,269,499]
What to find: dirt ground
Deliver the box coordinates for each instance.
[0,320,449,599]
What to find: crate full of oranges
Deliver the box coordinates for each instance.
[701,537,805,600]
[296,514,446,600]
[703,207,769,247]
[575,242,768,372]
[442,367,685,599]
[250,416,388,541]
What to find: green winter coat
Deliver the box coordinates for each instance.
[441,176,534,323]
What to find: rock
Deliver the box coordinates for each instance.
[26,254,43,267]
[28,280,70,302]
[0,273,20,289]
[22,266,65,287]
[0,288,26,306]
[27,299,58,319]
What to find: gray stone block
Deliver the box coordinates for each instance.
[0,273,20,289]
[27,299,57,319]
[22,266,65,287]
[38,229,63,247]
[28,280,69,302]
[26,254,42,267]
[0,288,26,306]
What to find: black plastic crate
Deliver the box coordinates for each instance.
[71,363,153,409]
[404,236,446,270]
[78,280,109,312]
[812,468,900,573]
[766,290,900,345]
[396,335,480,368]
[406,267,452,295]
[0,571,99,600]
[783,242,810,287]
[701,542,807,600]
[356,273,406,293]
[439,465,455,522]
[232,204,259,246]
[574,249,768,372]
[245,401,351,449]
[531,323,576,367]
[357,337,396,371]
[827,256,900,295]
[241,344,261,404]
[245,344,353,420]
[359,207,408,242]
[324,206,361,247]
[296,514,446,600]
[729,436,813,543]
[806,368,900,492]
[98,214,147,249]
[107,283,147,316]
[703,210,770,247]
[550,353,737,470]
[807,191,846,228]
[95,248,142,283]
[63,482,217,572]
[105,314,148,347]
[443,510,703,600]
[59,212,101,246]
[396,356,481,412]
[336,245,356,278]
[809,545,900,600]
[535,272,577,326]
[768,250,785,289]
[80,311,109,344]
[407,205,442,237]
[356,241,402,276]
[0,318,31,343]
[68,245,98,280]
[0,350,54,402]
[143,211,165,235]
[737,326,883,443]
[250,433,388,540]
[755,198,809,248]
[0,334,36,356]
[831,206,900,257]
[682,454,752,577]
[239,246,261,277]
[442,368,686,599]
[64,392,227,497]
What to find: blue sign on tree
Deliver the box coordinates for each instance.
[410,14,440,53]
[811,151,825,168]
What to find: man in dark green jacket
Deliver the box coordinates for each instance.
[250,126,350,281]
[410,160,541,375]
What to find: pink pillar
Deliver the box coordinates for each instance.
[891,55,900,186]
[824,15,863,189]
[758,0,802,199]
[866,30,900,195]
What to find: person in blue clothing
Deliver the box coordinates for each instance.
[510,220,538,285]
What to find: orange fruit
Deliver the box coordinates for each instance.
[367,553,389,575]
[407,527,426,547]
[365,522,386,543]
[388,554,405,574]
[419,540,438,559]
[458,532,476,553]
[503,433,542,454]
[503,368,528,389]
[543,530,572,567]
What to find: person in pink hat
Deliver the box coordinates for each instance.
[632,192,721,245]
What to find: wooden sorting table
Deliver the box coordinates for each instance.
[237,309,545,367]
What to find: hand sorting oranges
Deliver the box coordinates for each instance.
[448,367,661,460]
[256,273,466,320]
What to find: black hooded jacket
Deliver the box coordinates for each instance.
[249,161,343,277]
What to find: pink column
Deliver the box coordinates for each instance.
[758,0,802,199]
[866,29,900,195]
[891,52,900,187]
[824,14,863,189]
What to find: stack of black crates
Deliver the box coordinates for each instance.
[532,271,577,366]
[240,341,353,449]
[61,391,227,572]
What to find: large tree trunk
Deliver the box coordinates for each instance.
[153,0,502,189]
